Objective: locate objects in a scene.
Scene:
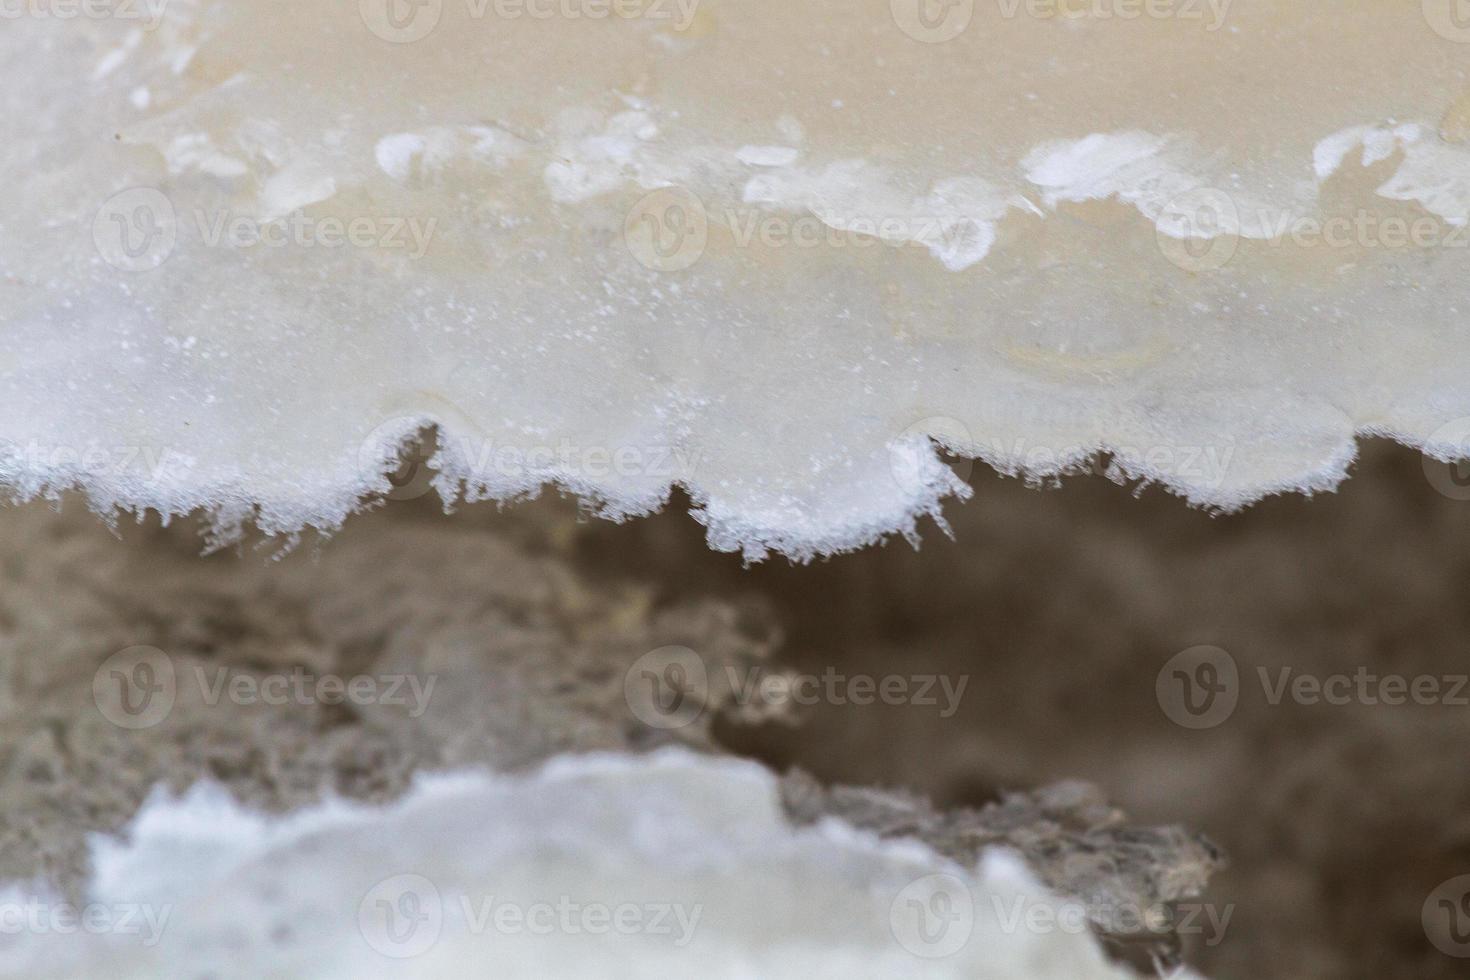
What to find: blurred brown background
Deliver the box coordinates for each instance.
[4,436,1467,978]
[545,437,1470,979]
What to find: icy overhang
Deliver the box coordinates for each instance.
[2,2,1469,559]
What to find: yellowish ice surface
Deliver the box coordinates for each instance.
[1,1,1468,557]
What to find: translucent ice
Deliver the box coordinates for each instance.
[2,2,1469,558]
[0,750,1167,979]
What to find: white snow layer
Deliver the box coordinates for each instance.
[0,750,1158,980]
[2,3,1470,559]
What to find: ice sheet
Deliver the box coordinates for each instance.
[2,2,1468,559]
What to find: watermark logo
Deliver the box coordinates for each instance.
[194,209,436,258]
[990,893,1232,946]
[721,207,987,263]
[625,187,708,272]
[194,665,437,717]
[355,418,702,503]
[890,873,974,958]
[624,647,969,730]
[979,436,1235,490]
[891,0,975,42]
[624,646,709,730]
[0,439,188,482]
[0,898,171,946]
[363,0,699,37]
[1157,188,1470,272]
[1156,187,1239,273]
[1257,667,1470,709]
[94,188,176,272]
[1424,875,1470,957]
[96,190,437,272]
[360,874,444,958]
[467,0,700,28]
[358,420,437,502]
[1156,645,1239,729]
[1159,646,1470,728]
[93,646,438,728]
[0,0,170,28]
[1423,417,1470,501]
[727,665,969,718]
[1424,0,1470,43]
[92,645,176,730]
[360,0,443,41]
[465,895,700,944]
[993,0,1231,30]
[888,416,975,498]
[359,876,701,956]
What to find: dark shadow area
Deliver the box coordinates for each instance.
[506,437,1470,980]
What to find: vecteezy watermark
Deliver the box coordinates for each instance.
[623,645,710,730]
[1157,646,1470,730]
[1425,875,1470,958]
[93,646,177,730]
[890,0,974,42]
[995,0,1230,29]
[1255,667,1470,709]
[359,0,444,42]
[94,188,176,273]
[888,871,1231,959]
[726,665,970,719]
[360,0,698,43]
[1423,417,1470,501]
[0,898,171,947]
[623,647,969,731]
[1155,188,1241,273]
[357,420,438,502]
[0,439,189,482]
[989,893,1233,948]
[892,0,1230,42]
[356,418,702,503]
[890,874,975,958]
[93,188,438,272]
[193,209,436,259]
[471,0,699,28]
[889,417,977,499]
[358,874,702,958]
[92,646,438,729]
[192,665,436,718]
[626,193,998,273]
[1155,645,1240,729]
[1258,212,1469,250]
[1423,0,1470,43]
[0,0,169,28]
[722,208,988,257]
[624,187,709,272]
[359,874,443,958]
[1156,188,1470,273]
[983,436,1236,490]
